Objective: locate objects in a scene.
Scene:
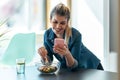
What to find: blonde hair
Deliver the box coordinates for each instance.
[50,3,72,44]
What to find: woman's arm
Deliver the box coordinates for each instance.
[66,30,82,69]
[53,31,82,69]
[64,49,77,68]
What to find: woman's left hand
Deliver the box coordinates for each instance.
[53,43,69,56]
[53,42,75,67]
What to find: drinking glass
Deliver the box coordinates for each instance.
[16,58,25,74]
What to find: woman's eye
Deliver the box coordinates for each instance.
[53,21,58,24]
[60,22,65,25]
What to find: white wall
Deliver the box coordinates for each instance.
[85,0,103,25]
[71,0,104,67]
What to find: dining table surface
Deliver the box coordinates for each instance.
[0,65,118,80]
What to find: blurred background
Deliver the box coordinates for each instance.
[0,0,119,73]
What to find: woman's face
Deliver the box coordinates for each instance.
[50,14,68,37]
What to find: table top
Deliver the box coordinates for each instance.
[0,66,118,80]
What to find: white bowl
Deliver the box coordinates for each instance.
[36,62,60,74]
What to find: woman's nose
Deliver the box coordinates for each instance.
[56,23,61,28]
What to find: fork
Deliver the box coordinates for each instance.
[44,56,50,66]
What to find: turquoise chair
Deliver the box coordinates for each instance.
[0,32,36,66]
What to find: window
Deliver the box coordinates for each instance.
[0,0,46,33]
[0,0,70,33]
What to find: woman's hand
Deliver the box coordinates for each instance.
[53,43,75,67]
[53,43,70,56]
[38,46,48,59]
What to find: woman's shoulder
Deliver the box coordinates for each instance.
[45,28,52,33]
[44,28,54,39]
[44,28,53,35]
[71,27,81,36]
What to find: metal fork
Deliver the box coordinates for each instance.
[45,56,50,66]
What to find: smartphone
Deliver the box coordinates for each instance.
[54,38,64,47]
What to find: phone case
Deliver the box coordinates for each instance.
[54,38,64,47]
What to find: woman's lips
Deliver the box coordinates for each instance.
[55,29,61,32]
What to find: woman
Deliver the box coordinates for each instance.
[38,3,104,70]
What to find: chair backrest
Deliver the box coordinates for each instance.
[0,32,36,66]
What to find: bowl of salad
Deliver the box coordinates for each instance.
[36,62,60,74]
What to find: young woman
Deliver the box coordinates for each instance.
[38,3,104,70]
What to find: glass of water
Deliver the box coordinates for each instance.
[16,58,25,74]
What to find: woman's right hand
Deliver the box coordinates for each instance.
[38,46,48,59]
